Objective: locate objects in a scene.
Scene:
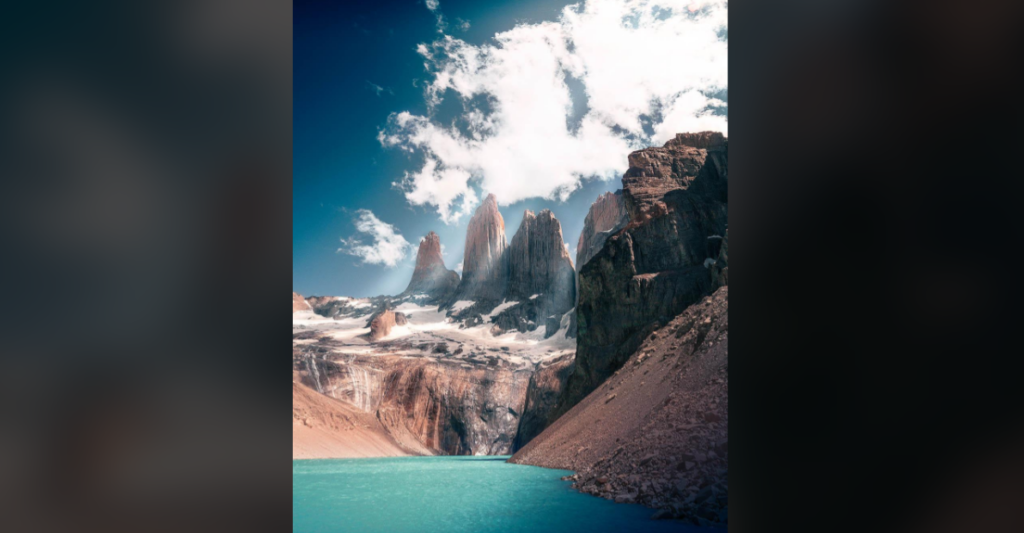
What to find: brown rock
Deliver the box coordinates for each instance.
[369,309,399,341]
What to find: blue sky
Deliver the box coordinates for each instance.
[294,0,727,297]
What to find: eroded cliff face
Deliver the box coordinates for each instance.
[511,353,574,452]
[576,191,628,273]
[403,232,460,301]
[455,194,508,302]
[553,131,728,421]
[297,347,532,455]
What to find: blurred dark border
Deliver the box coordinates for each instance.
[0,1,293,531]
[729,0,1024,531]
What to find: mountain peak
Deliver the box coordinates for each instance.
[456,195,508,298]
[402,231,459,300]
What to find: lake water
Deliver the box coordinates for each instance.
[294,456,720,533]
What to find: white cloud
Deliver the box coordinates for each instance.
[424,0,439,12]
[381,0,727,222]
[337,209,412,267]
[455,261,464,273]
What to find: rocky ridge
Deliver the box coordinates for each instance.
[511,287,728,526]
[553,131,728,420]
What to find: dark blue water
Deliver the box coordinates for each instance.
[294,456,719,533]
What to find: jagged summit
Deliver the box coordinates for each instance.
[402,231,459,301]
[453,193,508,302]
[506,208,575,313]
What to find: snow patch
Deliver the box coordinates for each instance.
[452,300,475,312]
[486,300,520,319]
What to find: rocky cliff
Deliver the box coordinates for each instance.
[511,353,574,452]
[490,210,576,338]
[402,231,460,301]
[510,287,728,525]
[553,132,728,419]
[296,345,532,455]
[444,197,577,341]
[576,191,628,273]
[454,193,507,302]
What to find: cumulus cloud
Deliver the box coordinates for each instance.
[381,0,727,222]
[424,0,439,12]
[337,209,412,267]
[455,261,464,273]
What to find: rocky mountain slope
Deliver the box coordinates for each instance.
[508,131,728,525]
[553,132,728,420]
[293,378,416,459]
[510,287,728,526]
[401,231,460,301]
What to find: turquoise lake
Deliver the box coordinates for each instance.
[294,456,720,533]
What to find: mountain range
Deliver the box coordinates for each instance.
[293,131,729,525]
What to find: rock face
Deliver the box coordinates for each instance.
[292,292,312,312]
[402,231,460,301]
[511,353,574,452]
[554,132,728,419]
[446,197,577,339]
[510,287,729,525]
[455,194,508,302]
[507,210,576,309]
[297,349,531,455]
[492,210,576,337]
[576,191,628,273]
